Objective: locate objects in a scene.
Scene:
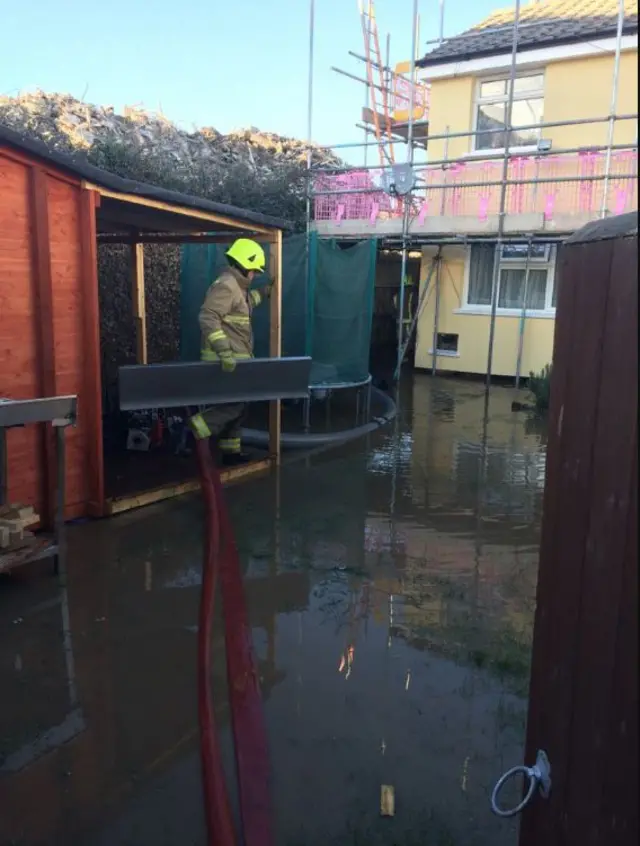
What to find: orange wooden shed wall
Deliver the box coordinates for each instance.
[0,145,104,520]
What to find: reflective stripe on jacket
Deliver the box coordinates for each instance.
[393,289,414,324]
[198,266,264,361]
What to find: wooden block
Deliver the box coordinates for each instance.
[380,785,395,817]
[0,503,34,521]
[0,513,38,531]
[14,506,34,520]
[18,513,39,528]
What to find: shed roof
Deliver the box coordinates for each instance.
[417,0,638,68]
[0,123,291,234]
[565,210,638,242]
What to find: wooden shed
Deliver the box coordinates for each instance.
[0,126,287,522]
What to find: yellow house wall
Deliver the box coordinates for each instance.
[414,246,556,377]
[427,77,475,162]
[425,49,638,160]
[545,52,638,147]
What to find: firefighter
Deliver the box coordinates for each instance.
[189,238,272,465]
[393,274,415,355]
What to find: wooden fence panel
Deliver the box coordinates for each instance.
[563,233,638,844]
[521,212,638,846]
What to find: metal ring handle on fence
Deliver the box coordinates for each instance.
[490,750,552,818]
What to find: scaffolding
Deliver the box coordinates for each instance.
[304,0,638,391]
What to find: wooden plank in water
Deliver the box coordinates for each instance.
[105,458,272,516]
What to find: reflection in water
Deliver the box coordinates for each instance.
[0,376,545,846]
[0,580,85,775]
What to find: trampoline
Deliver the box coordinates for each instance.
[241,384,395,451]
[302,367,372,432]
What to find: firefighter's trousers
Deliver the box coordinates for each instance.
[200,403,245,454]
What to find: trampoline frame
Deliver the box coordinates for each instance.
[303,374,373,432]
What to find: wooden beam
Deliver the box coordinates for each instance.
[81,182,276,235]
[98,203,212,233]
[79,188,106,517]
[268,231,283,464]
[28,167,57,529]
[105,459,271,515]
[97,232,253,245]
[129,243,148,364]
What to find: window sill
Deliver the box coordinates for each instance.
[463,145,539,159]
[428,349,460,358]
[453,307,556,319]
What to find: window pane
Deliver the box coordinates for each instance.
[502,245,529,260]
[436,333,459,352]
[502,243,548,260]
[468,244,495,305]
[510,98,544,146]
[531,243,548,260]
[513,74,544,94]
[480,79,506,98]
[476,98,544,150]
[476,102,507,149]
[526,270,548,310]
[498,269,547,309]
[498,268,525,308]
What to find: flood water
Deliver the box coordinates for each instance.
[0,375,547,846]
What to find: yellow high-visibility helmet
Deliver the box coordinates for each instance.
[226,238,266,273]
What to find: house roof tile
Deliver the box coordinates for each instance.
[417,0,638,67]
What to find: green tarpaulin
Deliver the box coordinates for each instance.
[180,233,376,386]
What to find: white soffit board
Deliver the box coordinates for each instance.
[419,34,639,81]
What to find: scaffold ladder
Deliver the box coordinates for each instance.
[358,0,395,168]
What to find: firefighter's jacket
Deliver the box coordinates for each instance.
[199,266,265,361]
[393,280,415,324]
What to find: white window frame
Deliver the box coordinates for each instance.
[469,71,545,156]
[456,244,558,318]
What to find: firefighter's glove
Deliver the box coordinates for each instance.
[219,349,236,373]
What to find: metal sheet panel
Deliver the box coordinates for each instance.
[0,396,78,428]
[118,357,312,411]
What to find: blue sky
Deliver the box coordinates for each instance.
[1,0,498,162]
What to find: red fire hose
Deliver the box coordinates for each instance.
[194,435,274,846]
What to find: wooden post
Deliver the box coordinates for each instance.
[129,243,148,364]
[79,188,105,517]
[268,230,283,463]
[29,167,57,528]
